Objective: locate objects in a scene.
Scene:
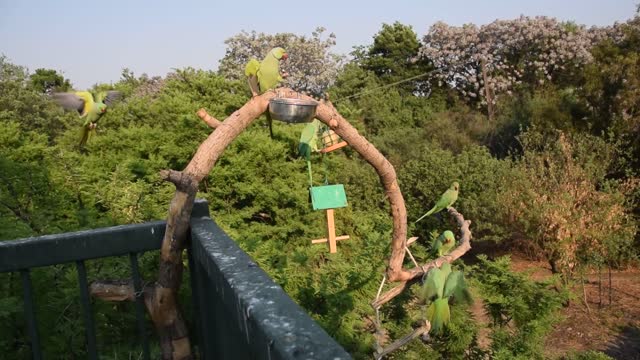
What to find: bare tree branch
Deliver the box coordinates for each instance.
[90,280,135,301]
[196,108,222,129]
[374,321,431,360]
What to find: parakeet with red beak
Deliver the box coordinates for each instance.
[244,47,288,137]
[432,230,456,257]
[53,90,121,147]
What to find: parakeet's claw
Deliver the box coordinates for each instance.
[421,332,431,342]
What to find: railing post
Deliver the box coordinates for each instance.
[20,269,42,360]
[76,260,98,360]
[129,253,151,360]
[187,246,206,360]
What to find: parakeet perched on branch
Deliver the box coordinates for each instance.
[53,90,121,147]
[244,47,288,138]
[420,262,472,334]
[432,230,456,257]
[415,182,459,223]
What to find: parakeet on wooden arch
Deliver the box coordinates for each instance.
[244,47,288,137]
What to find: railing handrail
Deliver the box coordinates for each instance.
[0,200,210,272]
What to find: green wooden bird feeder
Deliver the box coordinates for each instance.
[310,184,347,210]
[309,184,350,253]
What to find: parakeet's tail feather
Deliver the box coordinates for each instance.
[266,112,273,138]
[431,237,442,256]
[247,76,259,96]
[427,298,451,334]
[415,206,436,223]
[79,127,90,148]
[306,160,313,187]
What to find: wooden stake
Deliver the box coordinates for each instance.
[310,208,349,253]
[327,209,337,253]
[311,235,350,244]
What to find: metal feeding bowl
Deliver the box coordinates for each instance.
[268,98,318,124]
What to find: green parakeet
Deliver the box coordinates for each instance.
[298,119,321,185]
[298,119,321,160]
[420,262,471,334]
[431,230,456,257]
[53,90,121,147]
[415,181,459,223]
[244,47,289,138]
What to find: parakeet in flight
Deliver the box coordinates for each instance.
[415,182,459,223]
[431,230,456,257]
[53,90,122,147]
[244,47,288,138]
[420,262,472,334]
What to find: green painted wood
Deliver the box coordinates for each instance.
[310,184,348,210]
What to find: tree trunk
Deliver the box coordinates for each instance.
[598,266,603,308]
[608,265,612,306]
[481,58,495,122]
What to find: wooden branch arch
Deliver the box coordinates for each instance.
[104,87,473,359]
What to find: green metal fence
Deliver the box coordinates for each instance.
[0,199,351,360]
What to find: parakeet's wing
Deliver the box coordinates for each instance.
[421,267,446,301]
[74,91,95,116]
[435,188,456,209]
[52,92,85,114]
[431,236,443,256]
[244,58,260,77]
[245,59,261,95]
[96,91,122,106]
[79,125,90,147]
[443,271,472,304]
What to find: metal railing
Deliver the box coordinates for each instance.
[0,199,351,359]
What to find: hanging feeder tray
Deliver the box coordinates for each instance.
[269,98,318,124]
[319,128,348,153]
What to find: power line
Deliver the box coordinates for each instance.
[334,69,441,103]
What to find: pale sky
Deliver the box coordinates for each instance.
[0,0,637,88]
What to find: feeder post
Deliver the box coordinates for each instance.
[326,209,337,253]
